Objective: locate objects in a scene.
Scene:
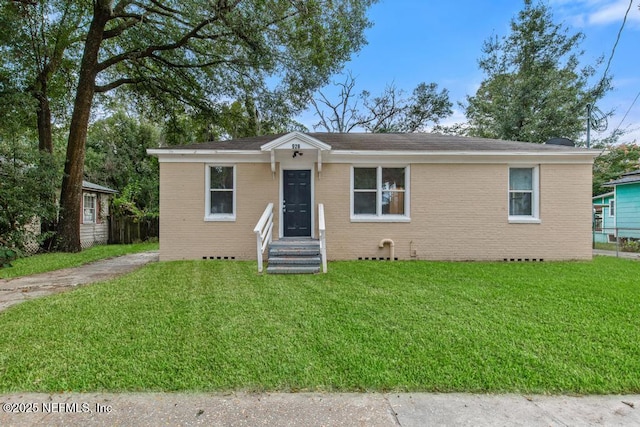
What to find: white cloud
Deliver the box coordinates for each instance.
[550,0,640,27]
[589,0,640,25]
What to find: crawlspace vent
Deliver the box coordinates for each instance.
[503,258,544,262]
[357,257,399,261]
[202,256,236,260]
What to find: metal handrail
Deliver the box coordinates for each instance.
[254,203,274,273]
[318,203,327,273]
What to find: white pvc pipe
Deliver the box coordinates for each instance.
[379,239,395,261]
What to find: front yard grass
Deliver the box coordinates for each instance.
[0,242,159,279]
[0,257,639,394]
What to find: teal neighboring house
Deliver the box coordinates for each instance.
[592,191,615,243]
[593,170,640,243]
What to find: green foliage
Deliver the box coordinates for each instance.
[620,239,640,253]
[0,0,84,131]
[103,0,378,135]
[592,143,640,195]
[85,111,159,215]
[3,0,377,252]
[220,101,257,139]
[160,111,217,146]
[1,258,640,393]
[464,0,609,143]
[217,99,307,139]
[0,247,18,268]
[0,136,59,252]
[110,181,158,221]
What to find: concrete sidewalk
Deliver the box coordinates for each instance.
[0,392,638,426]
[0,251,159,312]
[593,249,640,260]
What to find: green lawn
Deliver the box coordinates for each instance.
[0,242,158,279]
[593,242,617,251]
[0,257,639,394]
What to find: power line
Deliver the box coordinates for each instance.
[592,0,633,101]
[614,90,640,133]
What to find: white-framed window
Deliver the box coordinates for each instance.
[205,165,236,221]
[609,200,615,217]
[83,193,97,224]
[351,166,410,222]
[508,166,540,223]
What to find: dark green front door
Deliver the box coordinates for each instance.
[283,170,311,237]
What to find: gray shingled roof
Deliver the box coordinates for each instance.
[155,132,592,152]
[604,170,640,186]
[82,180,117,194]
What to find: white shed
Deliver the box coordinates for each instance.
[81,181,117,248]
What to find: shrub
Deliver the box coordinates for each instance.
[0,139,58,252]
[0,247,18,268]
[621,238,640,253]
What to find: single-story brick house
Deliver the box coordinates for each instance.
[148,132,598,267]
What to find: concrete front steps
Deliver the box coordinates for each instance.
[266,238,321,274]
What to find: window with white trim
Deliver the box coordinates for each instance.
[83,194,97,224]
[205,165,235,221]
[609,200,615,217]
[508,166,539,222]
[352,166,409,221]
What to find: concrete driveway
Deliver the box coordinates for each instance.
[0,251,158,312]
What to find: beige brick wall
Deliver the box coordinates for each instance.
[159,162,279,261]
[316,163,593,261]
[160,161,593,262]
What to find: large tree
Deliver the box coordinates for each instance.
[0,0,84,249]
[0,0,84,154]
[464,0,610,143]
[311,73,452,133]
[27,0,376,252]
[593,141,640,196]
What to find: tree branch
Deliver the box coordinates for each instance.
[97,12,225,72]
[148,52,248,69]
[113,0,136,15]
[103,16,141,39]
[95,78,142,92]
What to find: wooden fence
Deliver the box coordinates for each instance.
[108,216,159,244]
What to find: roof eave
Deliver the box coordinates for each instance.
[592,191,614,199]
[328,149,598,156]
[148,148,599,165]
[604,180,640,187]
[147,149,263,156]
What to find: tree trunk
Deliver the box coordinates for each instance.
[34,76,57,249]
[56,1,112,252]
[36,90,54,154]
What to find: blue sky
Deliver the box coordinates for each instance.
[300,0,640,144]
